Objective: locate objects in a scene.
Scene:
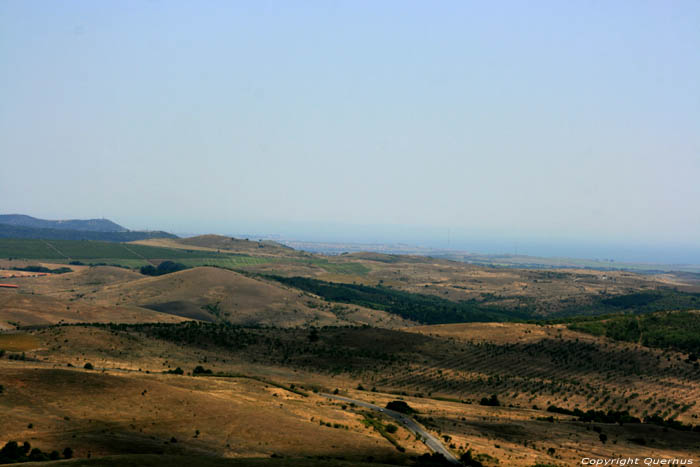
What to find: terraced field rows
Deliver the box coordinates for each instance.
[372,339,700,421]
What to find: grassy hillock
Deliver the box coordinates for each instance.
[568,310,700,355]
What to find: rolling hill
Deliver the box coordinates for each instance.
[0,223,177,242]
[0,214,127,232]
[0,214,177,242]
[2,266,412,328]
[81,267,412,328]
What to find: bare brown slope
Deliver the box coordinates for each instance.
[0,289,185,330]
[0,363,419,463]
[4,266,143,297]
[78,267,409,328]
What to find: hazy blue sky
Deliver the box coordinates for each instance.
[1,1,699,261]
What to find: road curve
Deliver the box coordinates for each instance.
[320,393,460,464]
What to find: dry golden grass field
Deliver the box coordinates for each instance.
[2,320,699,466]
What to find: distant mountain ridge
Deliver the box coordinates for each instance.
[0,214,177,242]
[0,214,126,232]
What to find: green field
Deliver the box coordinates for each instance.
[0,239,221,260]
[0,238,257,269]
[0,238,369,275]
[179,256,280,268]
[299,258,370,275]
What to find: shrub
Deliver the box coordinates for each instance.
[84,362,94,370]
[385,400,415,414]
[193,365,212,375]
[480,394,500,407]
[0,441,21,462]
[459,449,484,467]
[140,261,188,276]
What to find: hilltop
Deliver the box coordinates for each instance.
[0,214,127,232]
[2,266,412,329]
[0,214,177,242]
[0,288,186,329]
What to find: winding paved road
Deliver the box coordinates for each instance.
[321,393,460,464]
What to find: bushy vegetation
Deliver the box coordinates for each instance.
[546,404,700,431]
[385,400,415,413]
[97,322,260,350]
[140,261,188,276]
[193,365,213,375]
[569,311,700,354]
[479,394,500,406]
[361,413,405,452]
[556,290,700,318]
[68,322,401,374]
[459,449,484,467]
[10,265,72,274]
[546,405,641,424]
[266,275,530,324]
[0,441,72,464]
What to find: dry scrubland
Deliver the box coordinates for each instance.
[1,236,700,466]
[0,289,186,330]
[0,362,423,464]
[2,322,699,466]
